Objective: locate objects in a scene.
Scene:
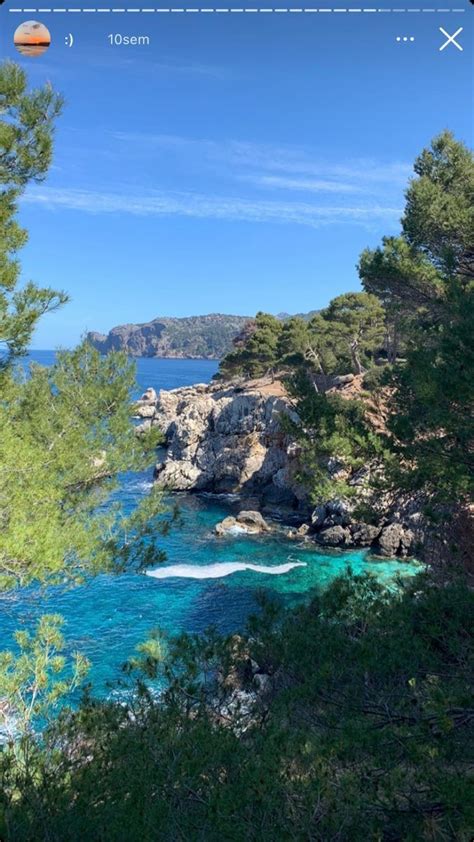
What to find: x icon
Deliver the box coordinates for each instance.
[439,27,463,52]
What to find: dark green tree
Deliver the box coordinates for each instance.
[275,316,310,367]
[360,132,474,502]
[285,368,384,502]
[321,291,386,375]
[403,130,474,280]
[359,237,442,362]
[220,312,282,378]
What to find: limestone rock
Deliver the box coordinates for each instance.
[141,377,430,557]
[150,379,305,506]
[135,419,152,435]
[316,525,351,547]
[296,523,310,537]
[87,314,250,360]
[236,511,271,532]
[311,505,327,529]
[140,387,157,403]
[134,403,156,419]
[351,523,381,546]
[374,523,414,558]
[332,373,355,387]
[253,673,272,695]
[215,517,253,537]
[215,510,272,536]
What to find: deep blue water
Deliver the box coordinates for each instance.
[0,353,420,696]
[23,350,219,396]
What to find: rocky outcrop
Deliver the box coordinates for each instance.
[146,378,305,511]
[215,511,272,536]
[133,388,158,419]
[140,378,424,559]
[309,498,416,558]
[374,522,414,558]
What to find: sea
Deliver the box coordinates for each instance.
[0,352,420,696]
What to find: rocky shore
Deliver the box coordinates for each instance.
[134,378,424,560]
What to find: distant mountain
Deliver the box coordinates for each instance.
[87,314,252,360]
[276,310,321,322]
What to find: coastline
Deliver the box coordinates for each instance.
[136,377,426,562]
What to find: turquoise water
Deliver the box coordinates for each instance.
[0,354,420,696]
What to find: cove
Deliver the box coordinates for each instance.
[0,356,421,697]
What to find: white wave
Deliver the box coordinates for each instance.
[146,560,306,580]
[126,479,154,493]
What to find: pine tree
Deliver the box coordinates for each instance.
[220,312,282,378]
[276,316,310,367]
[0,62,67,369]
[360,132,474,502]
[322,292,386,375]
[0,62,168,588]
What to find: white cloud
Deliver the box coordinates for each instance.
[24,185,402,229]
[110,133,412,197]
[228,141,412,185]
[243,174,366,194]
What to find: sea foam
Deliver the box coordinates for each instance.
[146,560,306,580]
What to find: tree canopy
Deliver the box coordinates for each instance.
[0,62,168,589]
[220,293,386,381]
[0,62,67,369]
[219,311,282,378]
[360,131,474,503]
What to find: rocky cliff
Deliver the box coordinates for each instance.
[87,314,251,359]
[138,378,303,508]
[135,378,426,559]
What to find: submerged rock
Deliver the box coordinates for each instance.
[215,517,248,537]
[236,511,271,532]
[215,510,271,536]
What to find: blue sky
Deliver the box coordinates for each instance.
[0,4,472,347]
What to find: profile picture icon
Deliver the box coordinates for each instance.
[14,21,51,57]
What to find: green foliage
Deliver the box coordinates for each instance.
[362,363,392,392]
[0,342,169,589]
[285,369,384,502]
[0,62,171,589]
[220,294,386,381]
[0,62,67,368]
[0,62,63,187]
[0,76,472,842]
[304,311,342,375]
[359,235,445,364]
[275,315,310,367]
[386,284,473,501]
[220,311,283,378]
[0,615,89,745]
[1,574,472,841]
[321,291,386,375]
[360,132,474,503]
[403,130,474,279]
